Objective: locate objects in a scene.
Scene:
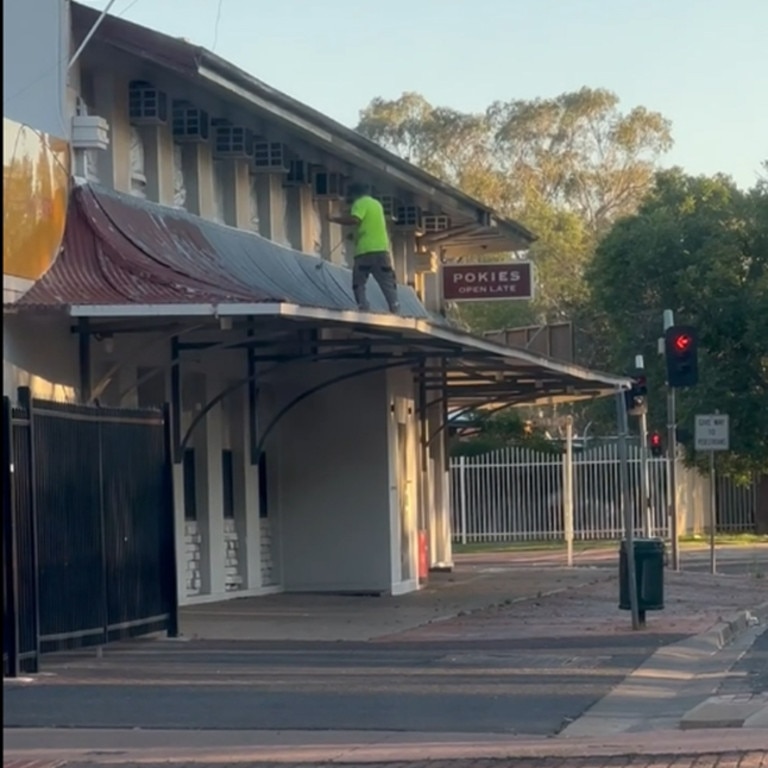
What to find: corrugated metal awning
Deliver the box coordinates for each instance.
[13,184,431,317]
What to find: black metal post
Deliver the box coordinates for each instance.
[170,336,182,464]
[3,396,20,677]
[97,418,109,646]
[162,403,180,638]
[78,318,92,403]
[247,326,259,467]
[16,387,40,673]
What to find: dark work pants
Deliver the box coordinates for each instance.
[352,251,400,312]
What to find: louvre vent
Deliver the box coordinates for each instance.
[395,206,422,228]
[213,124,254,158]
[422,214,451,233]
[252,141,288,172]
[313,171,346,200]
[377,195,401,220]
[285,159,310,186]
[129,81,168,125]
[172,102,209,142]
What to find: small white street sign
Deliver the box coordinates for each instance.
[695,414,730,452]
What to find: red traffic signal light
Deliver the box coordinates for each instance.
[649,431,663,457]
[672,333,693,354]
[664,325,698,388]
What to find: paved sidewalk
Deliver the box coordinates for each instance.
[39,752,768,768]
[680,622,768,730]
[6,559,768,767]
[4,727,768,766]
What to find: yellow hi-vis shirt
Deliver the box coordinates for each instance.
[350,195,390,256]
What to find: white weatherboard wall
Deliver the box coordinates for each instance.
[3,315,78,401]
[273,363,394,593]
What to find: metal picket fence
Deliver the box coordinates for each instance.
[450,443,757,544]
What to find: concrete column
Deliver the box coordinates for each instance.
[404,237,418,291]
[317,199,345,264]
[233,160,253,230]
[284,186,316,254]
[390,233,407,286]
[193,372,226,595]
[254,174,287,245]
[172,462,188,605]
[213,160,237,226]
[422,271,442,314]
[227,384,262,589]
[429,397,453,568]
[181,143,215,219]
[138,125,174,205]
[92,72,131,192]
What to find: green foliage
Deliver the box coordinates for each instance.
[356,87,672,332]
[449,410,559,457]
[587,170,768,477]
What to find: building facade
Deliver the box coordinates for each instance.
[3,1,628,605]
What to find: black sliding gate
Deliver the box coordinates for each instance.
[3,389,178,676]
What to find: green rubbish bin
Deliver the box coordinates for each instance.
[619,538,665,615]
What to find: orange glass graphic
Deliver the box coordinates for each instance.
[3,117,69,281]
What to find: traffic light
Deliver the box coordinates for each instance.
[664,325,698,388]
[649,431,663,458]
[624,372,648,416]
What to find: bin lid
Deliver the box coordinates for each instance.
[620,537,665,551]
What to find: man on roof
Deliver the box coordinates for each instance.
[328,183,400,314]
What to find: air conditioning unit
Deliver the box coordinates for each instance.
[476,209,492,227]
[422,214,451,233]
[172,102,209,142]
[395,205,422,229]
[313,171,346,200]
[71,114,110,150]
[284,159,310,186]
[213,123,254,158]
[129,81,168,125]
[252,141,288,172]
[381,196,401,220]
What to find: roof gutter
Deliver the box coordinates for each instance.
[68,301,629,391]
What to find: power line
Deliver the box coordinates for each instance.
[212,0,224,51]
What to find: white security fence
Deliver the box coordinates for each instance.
[450,444,758,544]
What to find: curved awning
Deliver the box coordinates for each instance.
[13,183,430,318]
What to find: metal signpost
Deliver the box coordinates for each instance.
[617,390,641,630]
[695,413,730,575]
[661,310,680,570]
[633,355,653,537]
[563,415,575,567]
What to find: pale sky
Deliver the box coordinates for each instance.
[80,0,767,189]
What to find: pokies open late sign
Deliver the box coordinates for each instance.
[442,262,534,302]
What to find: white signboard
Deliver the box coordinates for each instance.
[695,414,730,452]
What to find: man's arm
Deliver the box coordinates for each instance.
[327,214,360,226]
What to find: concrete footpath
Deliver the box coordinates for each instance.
[4,727,768,765]
[4,554,768,766]
[5,606,768,765]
